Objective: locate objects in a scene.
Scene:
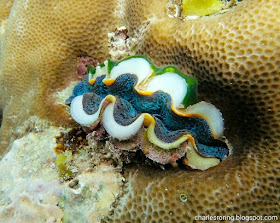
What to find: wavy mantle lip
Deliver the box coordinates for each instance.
[67,56,230,169]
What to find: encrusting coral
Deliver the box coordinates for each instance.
[0,0,280,222]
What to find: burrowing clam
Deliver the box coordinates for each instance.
[67,56,230,170]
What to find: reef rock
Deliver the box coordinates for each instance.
[0,127,122,223]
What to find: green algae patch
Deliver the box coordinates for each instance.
[56,151,74,180]
[182,0,224,16]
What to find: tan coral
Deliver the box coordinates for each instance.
[108,0,280,221]
[0,0,280,222]
[0,0,122,152]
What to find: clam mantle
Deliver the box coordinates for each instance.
[67,56,229,170]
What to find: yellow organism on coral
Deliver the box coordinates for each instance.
[182,0,224,16]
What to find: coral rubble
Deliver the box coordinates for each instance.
[0,127,123,223]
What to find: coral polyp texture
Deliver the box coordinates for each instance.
[67,56,229,170]
[0,0,280,222]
